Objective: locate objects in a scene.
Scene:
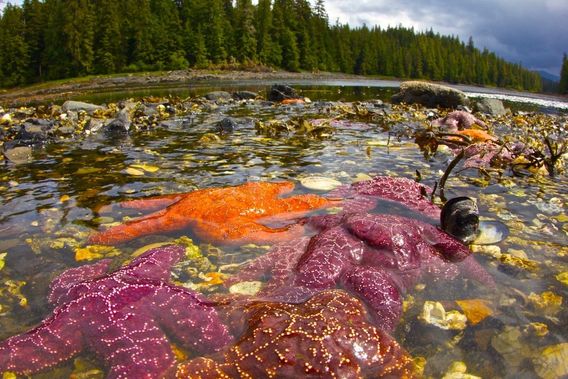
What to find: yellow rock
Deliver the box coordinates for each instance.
[300,176,342,191]
[442,361,481,379]
[130,163,160,173]
[533,343,568,379]
[60,194,71,203]
[556,272,568,286]
[456,299,493,325]
[229,281,263,296]
[419,301,467,330]
[528,291,562,316]
[0,252,6,271]
[529,322,549,337]
[75,245,121,261]
[125,167,145,176]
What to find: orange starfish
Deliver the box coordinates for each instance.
[89,182,334,245]
[456,128,497,142]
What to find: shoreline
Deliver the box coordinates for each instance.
[1,69,566,108]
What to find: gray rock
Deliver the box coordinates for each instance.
[268,84,299,102]
[3,146,32,164]
[474,98,507,116]
[61,100,104,114]
[215,117,238,134]
[391,81,469,109]
[232,91,258,100]
[204,91,232,101]
[14,120,55,145]
[103,119,128,138]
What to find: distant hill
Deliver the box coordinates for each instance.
[536,70,560,83]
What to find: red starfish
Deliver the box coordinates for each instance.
[174,290,415,378]
[89,182,334,245]
[0,245,232,378]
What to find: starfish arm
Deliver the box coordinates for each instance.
[116,194,185,211]
[295,228,364,289]
[340,266,403,332]
[119,245,186,281]
[456,255,496,288]
[154,287,233,354]
[276,194,334,212]
[88,209,187,245]
[0,305,83,375]
[48,259,112,306]
[420,224,471,262]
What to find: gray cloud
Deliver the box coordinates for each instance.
[324,0,568,75]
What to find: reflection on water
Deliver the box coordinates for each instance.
[0,85,566,378]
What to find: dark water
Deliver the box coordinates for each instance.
[0,83,567,378]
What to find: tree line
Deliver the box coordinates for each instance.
[0,0,543,92]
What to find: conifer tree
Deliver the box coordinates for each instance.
[0,4,29,87]
[235,0,257,63]
[22,0,45,82]
[63,0,95,75]
[559,53,568,94]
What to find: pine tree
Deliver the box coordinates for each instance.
[94,0,123,73]
[235,0,257,63]
[63,0,95,75]
[255,0,273,65]
[22,0,45,82]
[559,53,568,94]
[0,4,29,87]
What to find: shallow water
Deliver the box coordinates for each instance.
[0,85,567,378]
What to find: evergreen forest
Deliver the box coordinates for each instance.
[0,0,544,92]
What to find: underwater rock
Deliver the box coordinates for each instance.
[3,146,32,164]
[419,301,467,330]
[533,343,568,379]
[215,117,238,134]
[102,118,129,138]
[299,175,343,191]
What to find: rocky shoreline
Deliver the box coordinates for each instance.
[0,80,566,178]
[0,69,367,107]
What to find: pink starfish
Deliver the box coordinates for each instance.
[0,245,233,378]
[432,110,487,131]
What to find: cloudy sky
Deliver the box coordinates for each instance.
[2,0,566,76]
[323,0,568,76]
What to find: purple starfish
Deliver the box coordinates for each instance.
[0,245,233,378]
[229,213,493,332]
[432,110,488,131]
[328,175,442,218]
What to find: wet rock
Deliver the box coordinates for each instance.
[474,98,507,116]
[232,91,258,100]
[267,84,300,102]
[215,117,238,134]
[61,100,104,114]
[3,146,32,164]
[102,119,129,138]
[204,91,232,101]
[392,81,469,108]
[14,120,55,145]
